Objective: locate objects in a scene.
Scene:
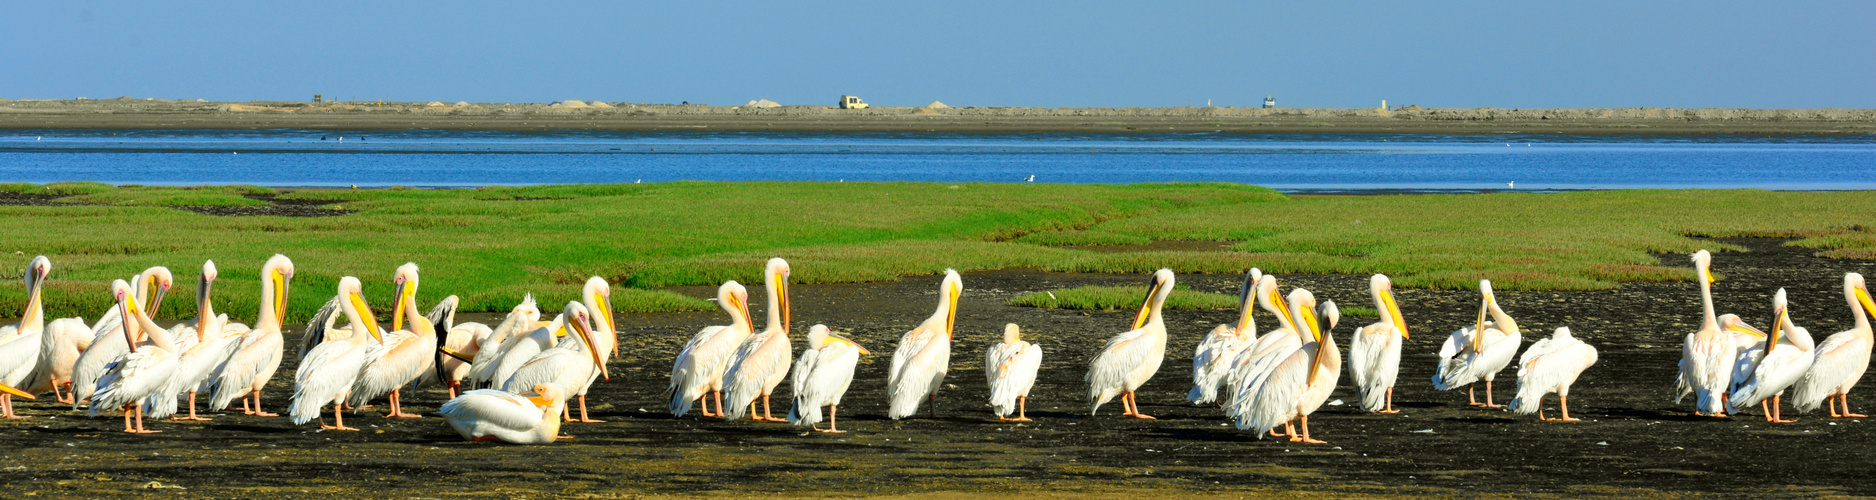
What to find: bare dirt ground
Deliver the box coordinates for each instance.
[3,98,1873,135]
[2,238,1873,498]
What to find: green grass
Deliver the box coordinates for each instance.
[0,182,1870,324]
[1009,285,1239,311]
[1338,306,1378,318]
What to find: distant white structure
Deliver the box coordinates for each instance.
[1263,95,1276,108]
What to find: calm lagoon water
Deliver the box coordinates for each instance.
[1,129,1871,191]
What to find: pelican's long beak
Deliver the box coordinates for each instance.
[273,271,291,322]
[595,293,618,358]
[570,316,607,381]
[1132,278,1163,331]
[348,291,384,342]
[1858,285,1876,318]
[526,386,552,407]
[1768,308,1786,348]
[1272,289,1295,331]
[1726,321,1767,339]
[438,347,474,363]
[1302,304,1326,385]
[778,273,791,335]
[150,280,168,321]
[391,281,409,332]
[945,282,960,339]
[1383,288,1408,340]
[197,279,213,339]
[1473,295,1490,352]
[835,333,871,355]
[733,294,754,331]
[120,296,138,347]
[0,381,31,399]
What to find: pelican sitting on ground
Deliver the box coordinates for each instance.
[1509,327,1599,421]
[503,301,608,423]
[438,383,573,444]
[464,295,542,389]
[348,263,437,418]
[89,280,181,433]
[1190,268,1260,406]
[788,324,869,433]
[724,262,796,422]
[72,266,173,407]
[416,295,493,399]
[667,280,753,417]
[888,269,962,420]
[1087,268,1175,419]
[1433,279,1523,408]
[1791,273,1876,418]
[1677,250,1753,416]
[1349,274,1409,413]
[1236,296,1340,444]
[0,256,51,418]
[288,277,385,431]
[986,323,1042,421]
[1730,289,1815,423]
[205,254,293,416]
[147,261,245,421]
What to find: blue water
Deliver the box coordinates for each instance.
[1,129,1871,191]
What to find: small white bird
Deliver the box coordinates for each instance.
[1025,175,1035,182]
[887,269,963,419]
[985,323,1042,421]
[1508,327,1599,421]
[438,383,573,444]
[788,325,869,433]
[1087,269,1175,419]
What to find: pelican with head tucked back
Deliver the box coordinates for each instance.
[1236,294,1340,443]
[986,323,1042,421]
[502,301,607,425]
[288,277,385,431]
[72,266,173,407]
[1190,268,1260,406]
[1730,289,1814,422]
[1790,273,1876,418]
[724,260,795,422]
[789,324,869,433]
[89,280,182,433]
[0,256,51,418]
[419,294,493,398]
[464,295,542,389]
[668,280,753,418]
[888,269,962,420]
[1087,268,1175,419]
[347,263,436,418]
[1509,327,1599,421]
[205,255,293,417]
[1433,279,1523,408]
[1349,274,1409,413]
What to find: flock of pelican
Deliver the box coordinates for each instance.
[0,249,1870,445]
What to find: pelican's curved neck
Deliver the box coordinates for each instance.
[21,276,44,333]
[130,302,176,352]
[765,278,787,333]
[258,271,283,331]
[1849,283,1871,333]
[1699,263,1718,331]
[1371,285,1391,327]
[1261,289,1295,334]
[1487,298,1518,336]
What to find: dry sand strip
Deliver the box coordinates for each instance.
[3,98,1874,134]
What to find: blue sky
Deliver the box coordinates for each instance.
[4,1,1871,108]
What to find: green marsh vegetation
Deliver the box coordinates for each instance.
[0,182,1869,323]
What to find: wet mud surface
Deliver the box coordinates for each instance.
[3,238,1874,497]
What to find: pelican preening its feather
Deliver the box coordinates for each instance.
[789,324,869,433]
[1432,279,1522,408]
[1729,289,1814,422]
[986,323,1042,421]
[1190,268,1260,406]
[88,279,181,434]
[71,266,173,408]
[1349,274,1409,413]
[1509,327,1598,421]
[1087,268,1174,419]
[887,268,961,420]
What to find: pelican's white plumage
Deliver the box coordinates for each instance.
[29,315,91,405]
[1432,279,1523,408]
[788,325,868,432]
[1348,274,1409,413]
[287,277,386,430]
[1222,276,1299,423]
[1189,269,1259,406]
[1730,289,1815,422]
[0,256,51,417]
[72,266,173,407]
[464,295,542,388]
[668,280,754,417]
[1087,268,1175,419]
[1790,273,1876,417]
[1676,250,1760,416]
[724,260,795,421]
[887,269,962,420]
[502,302,609,423]
[1235,296,1340,444]
[986,323,1042,421]
[347,263,436,418]
[414,295,492,398]
[89,280,182,433]
[438,383,572,444]
[563,276,619,421]
[1508,327,1599,420]
[145,261,244,421]
[205,254,293,416]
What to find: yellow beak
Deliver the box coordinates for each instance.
[1727,322,1767,339]
[1473,296,1490,352]
[572,316,608,381]
[0,381,32,399]
[945,283,960,339]
[1383,288,1407,340]
[1857,286,1876,319]
[1132,279,1162,331]
[348,292,383,342]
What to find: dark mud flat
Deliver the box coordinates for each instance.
[3,239,1874,498]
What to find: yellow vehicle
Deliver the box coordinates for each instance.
[838,95,869,109]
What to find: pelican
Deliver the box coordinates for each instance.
[1676,250,1756,416]
[724,261,795,422]
[1189,268,1260,406]
[888,268,962,420]
[1508,327,1599,421]
[1791,273,1876,418]
[1223,276,1301,433]
[1087,268,1174,419]
[89,280,181,433]
[560,276,618,422]
[205,254,293,416]
[502,301,608,422]
[438,383,573,444]
[667,280,753,417]
[0,256,51,418]
[465,295,542,389]
[1433,279,1523,408]
[347,263,436,418]
[484,300,585,391]
[1730,289,1814,422]
[147,261,245,421]
[72,266,173,407]
[416,295,493,398]
[986,323,1042,421]
[34,262,94,405]
[1236,295,1340,444]
[1349,274,1409,413]
[288,276,385,431]
[789,324,868,432]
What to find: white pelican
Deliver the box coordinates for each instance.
[89,280,181,433]
[1676,250,1756,416]
[888,269,962,420]
[667,280,753,417]
[1791,273,1876,418]
[418,295,493,398]
[790,324,868,432]
[986,323,1042,421]
[502,301,608,423]
[347,263,436,418]
[484,301,590,395]
[465,295,542,389]
[205,254,293,416]
[1349,274,1409,413]
[438,383,573,444]
[0,256,51,418]
[1189,268,1260,406]
[1223,276,1301,431]
[724,261,795,422]
[1236,295,1340,444]
[1433,279,1523,408]
[72,266,173,407]
[560,276,618,422]
[1730,289,1814,422]
[1087,268,1173,419]
[1508,327,1599,421]
[288,276,385,431]
[147,261,245,421]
